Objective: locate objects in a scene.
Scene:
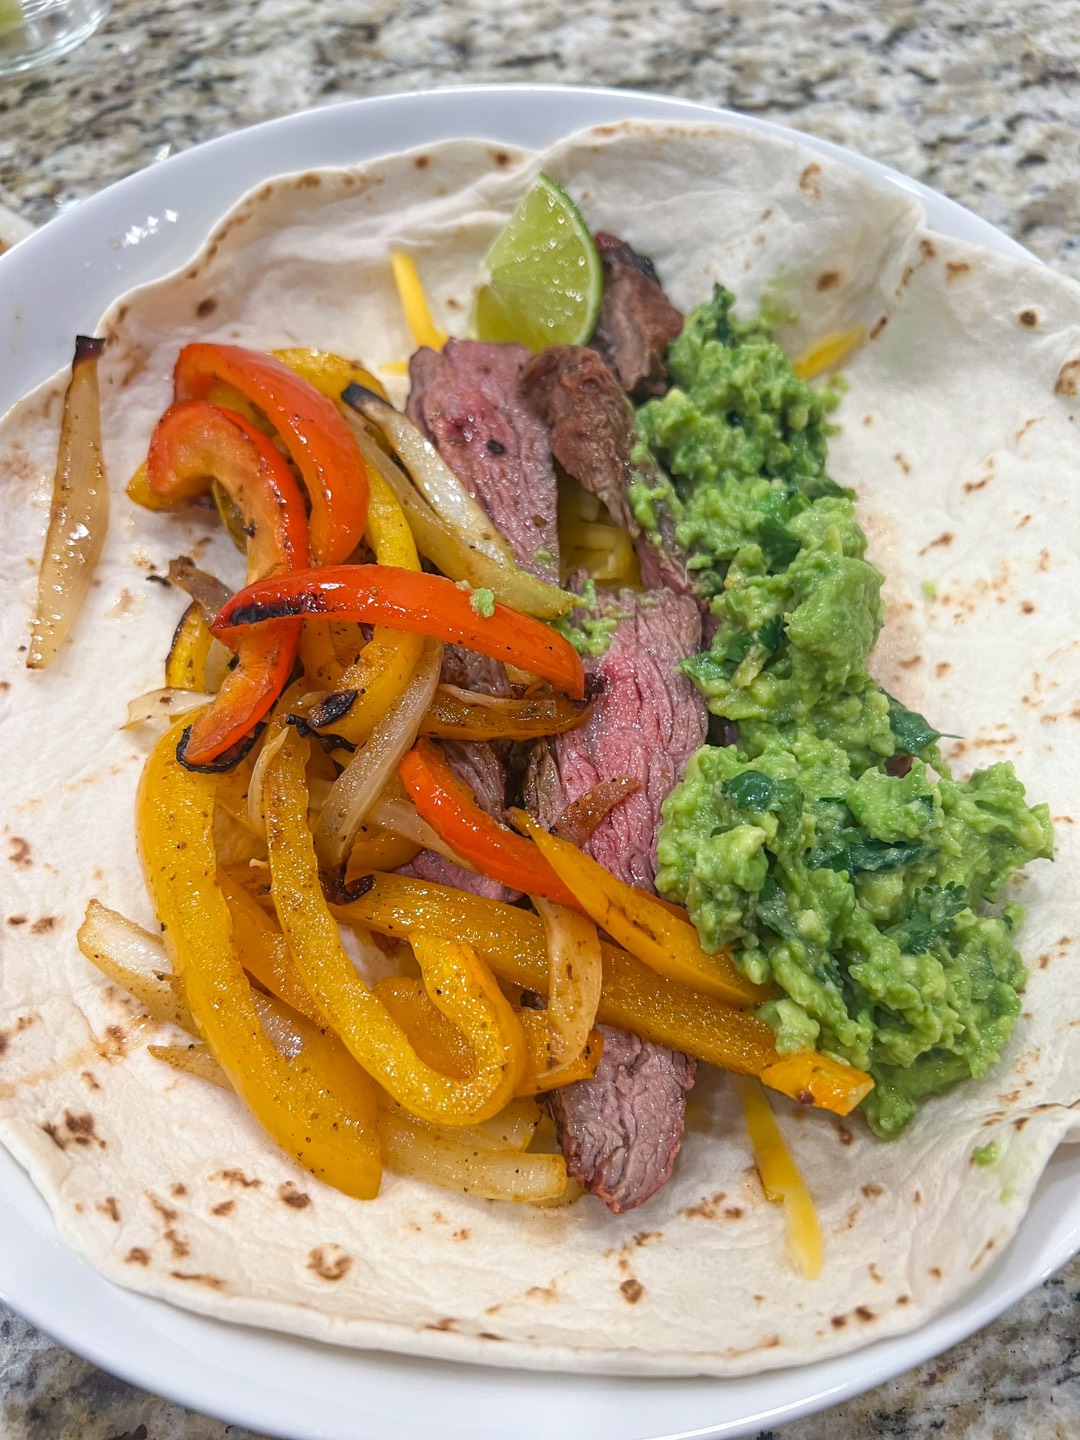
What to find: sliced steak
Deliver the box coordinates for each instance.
[548,1029,696,1213]
[525,587,706,890]
[398,739,512,902]
[525,587,707,1211]
[591,231,683,400]
[520,346,691,598]
[407,339,559,583]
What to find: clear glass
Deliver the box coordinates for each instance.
[0,0,111,76]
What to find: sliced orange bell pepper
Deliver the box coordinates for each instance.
[148,400,309,766]
[174,343,369,564]
[263,725,526,1124]
[211,565,586,700]
[137,719,381,1198]
[399,739,578,907]
[511,808,770,1009]
[337,873,873,1116]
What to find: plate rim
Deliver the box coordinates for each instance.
[0,80,1071,1440]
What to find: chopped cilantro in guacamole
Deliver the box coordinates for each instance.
[642,287,1053,1138]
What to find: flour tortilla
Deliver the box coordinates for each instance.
[1,121,1079,1377]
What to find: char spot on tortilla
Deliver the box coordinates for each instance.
[930,1266,942,1279]
[195,297,217,318]
[798,162,822,200]
[861,1183,884,1199]
[97,1197,121,1222]
[913,1191,923,1205]
[724,1207,744,1220]
[212,1169,261,1188]
[918,531,954,556]
[897,1295,911,1305]
[834,1122,854,1147]
[855,1306,876,1322]
[946,260,971,282]
[1021,601,1036,615]
[919,239,937,260]
[30,916,56,934]
[963,471,992,493]
[307,1244,353,1282]
[1016,513,1032,529]
[279,1182,312,1209]
[489,150,512,168]
[81,1071,100,1092]
[1055,358,1080,396]
[6,916,26,927]
[830,1315,847,1329]
[634,1230,661,1247]
[815,270,841,292]
[1019,308,1039,327]
[164,1228,190,1260]
[170,1182,188,1198]
[970,1239,996,1270]
[868,1263,883,1283]
[526,1284,557,1302]
[147,1192,179,1223]
[620,1278,645,1304]
[869,315,888,340]
[126,1248,151,1266]
[414,154,430,170]
[425,1317,458,1332]
[679,1190,727,1221]
[452,1228,470,1242]
[9,836,31,867]
[294,173,322,189]
[210,1200,235,1217]
[42,1111,106,1150]
[171,1270,226,1290]
[478,1332,503,1342]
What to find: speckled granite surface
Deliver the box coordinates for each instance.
[2,2,1080,1437]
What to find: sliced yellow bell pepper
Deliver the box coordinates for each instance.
[164,602,214,691]
[338,874,873,1116]
[510,809,770,1009]
[375,977,602,1097]
[137,719,382,1198]
[217,868,325,1025]
[273,347,388,406]
[263,726,526,1124]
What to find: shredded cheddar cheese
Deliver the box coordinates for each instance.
[736,1074,823,1279]
[792,325,864,381]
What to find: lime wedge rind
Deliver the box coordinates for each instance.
[475,172,602,351]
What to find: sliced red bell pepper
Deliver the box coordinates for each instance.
[174,343,368,565]
[211,565,586,701]
[399,739,579,907]
[148,400,310,766]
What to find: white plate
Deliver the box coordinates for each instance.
[0,84,1073,1440]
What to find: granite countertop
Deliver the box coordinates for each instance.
[2,1,1079,1436]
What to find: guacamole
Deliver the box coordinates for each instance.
[638,288,1053,1137]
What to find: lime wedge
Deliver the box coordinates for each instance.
[475,172,602,352]
[0,0,24,34]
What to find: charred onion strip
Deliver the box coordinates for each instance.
[212,565,586,700]
[29,336,109,669]
[420,685,591,742]
[553,777,642,847]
